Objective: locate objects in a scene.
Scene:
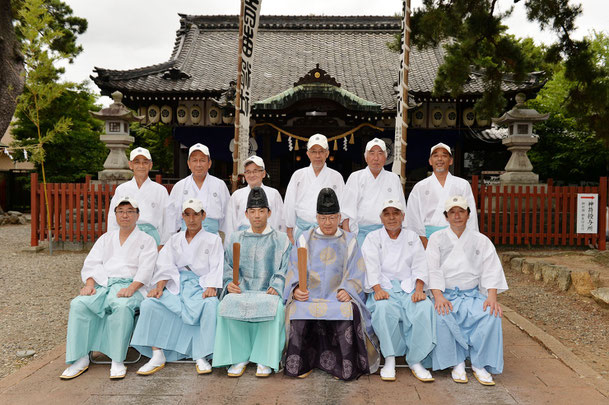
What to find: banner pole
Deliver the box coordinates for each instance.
[232,0,245,193]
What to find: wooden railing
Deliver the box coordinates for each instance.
[29,173,607,250]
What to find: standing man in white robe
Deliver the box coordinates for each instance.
[361,199,436,383]
[406,143,477,248]
[165,143,230,236]
[107,147,169,246]
[284,134,345,244]
[131,198,223,375]
[60,197,157,380]
[427,195,507,386]
[342,138,406,247]
[224,155,284,242]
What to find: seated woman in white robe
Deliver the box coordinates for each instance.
[361,199,436,383]
[131,198,223,375]
[427,195,508,386]
[60,197,157,380]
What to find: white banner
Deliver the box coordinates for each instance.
[391,0,408,177]
[237,0,262,173]
[576,193,598,234]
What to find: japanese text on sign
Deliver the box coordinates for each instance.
[576,193,598,234]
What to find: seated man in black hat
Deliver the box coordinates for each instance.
[283,188,380,380]
[212,187,291,378]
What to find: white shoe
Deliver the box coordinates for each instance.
[227,361,249,377]
[472,365,495,386]
[60,356,90,380]
[196,358,212,374]
[410,362,434,382]
[110,361,127,379]
[255,364,272,377]
[451,361,468,383]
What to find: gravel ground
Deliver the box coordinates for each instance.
[1,223,608,381]
[0,224,86,379]
[500,263,609,376]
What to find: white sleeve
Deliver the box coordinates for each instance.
[426,234,445,291]
[479,238,508,294]
[270,189,285,232]
[341,173,359,225]
[157,187,171,245]
[81,235,108,286]
[153,241,181,295]
[360,233,382,291]
[409,235,429,288]
[224,194,238,243]
[164,183,182,238]
[465,183,479,231]
[283,176,298,228]
[406,186,426,237]
[218,181,231,235]
[200,236,224,289]
[133,235,158,289]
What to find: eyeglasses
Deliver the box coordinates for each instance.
[244,169,264,175]
[317,215,339,223]
[308,149,327,156]
[116,210,138,216]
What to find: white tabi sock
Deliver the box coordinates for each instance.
[61,355,90,377]
[472,365,493,383]
[380,356,396,379]
[149,349,166,367]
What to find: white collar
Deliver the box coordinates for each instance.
[246,224,273,235]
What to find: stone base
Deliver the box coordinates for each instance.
[500,171,539,185]
[98,170,133,184]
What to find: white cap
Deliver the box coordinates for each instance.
[365,138,387,154]
[380,199,404,213]
[116,196,139,209]
[444,195,468,212]
[430,142,452,156]
[243,155,265,170]
[182,198,204,213]
[307,134,329,150]
[129,147,151,161]
[188,143,210,158]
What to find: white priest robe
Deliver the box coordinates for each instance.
[224,184,285,242]
[107,177,170,244]
[152,229,224,295]
[342,168,406,235]
[283,164,345,229]
[164,174,230,235]
[81,228,158,295]
[406,172,478,238]
[426,226,507,374]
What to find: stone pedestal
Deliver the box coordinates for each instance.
[98,134,134,182]
[500,135,539,184]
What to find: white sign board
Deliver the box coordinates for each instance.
[576,193,598,234]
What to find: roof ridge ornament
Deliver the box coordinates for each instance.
[162,67,191,80]
[294,64,340,87]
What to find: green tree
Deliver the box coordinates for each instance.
[407,0,609,142]
[12,84,106,182]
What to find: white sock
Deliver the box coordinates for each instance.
[382,356,396,370]
[453,361,466,374]
[150,349,165,366]
[73,356,90,369]
[472,365,492,379]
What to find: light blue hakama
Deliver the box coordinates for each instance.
[425,225,448,239]
[294,216,316,243]
[212,300,286,371]
[181,217,220,235]
[356,223,383,247]
[137,223,161,245]
[65,278,142,364]
[366,280,436,367]
[431,287,504,374]
[131,271,218,362]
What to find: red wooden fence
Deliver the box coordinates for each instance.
[30,173,608,250]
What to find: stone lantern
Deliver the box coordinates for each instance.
[492,93,549,185]
[89,91,144,183]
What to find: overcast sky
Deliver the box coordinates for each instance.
[58,0,608,106]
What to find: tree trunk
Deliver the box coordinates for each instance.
[0,0,24,137]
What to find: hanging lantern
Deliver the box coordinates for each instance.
[176,105,188,125]
[276,131,282,142]
[160,105,172,124]
[138,106,148,124]
[148,105,160,124]
[431,107,443,127]
[349,133,354,144]
[462,107,475,126]
[190,105,202,125]
[208,106,221,125]
[445,107,457,127]
[294,139,299,150]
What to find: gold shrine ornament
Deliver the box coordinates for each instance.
[314,72,321,78]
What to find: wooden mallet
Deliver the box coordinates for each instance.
[297,247,307,291]
[232,242,240,285]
